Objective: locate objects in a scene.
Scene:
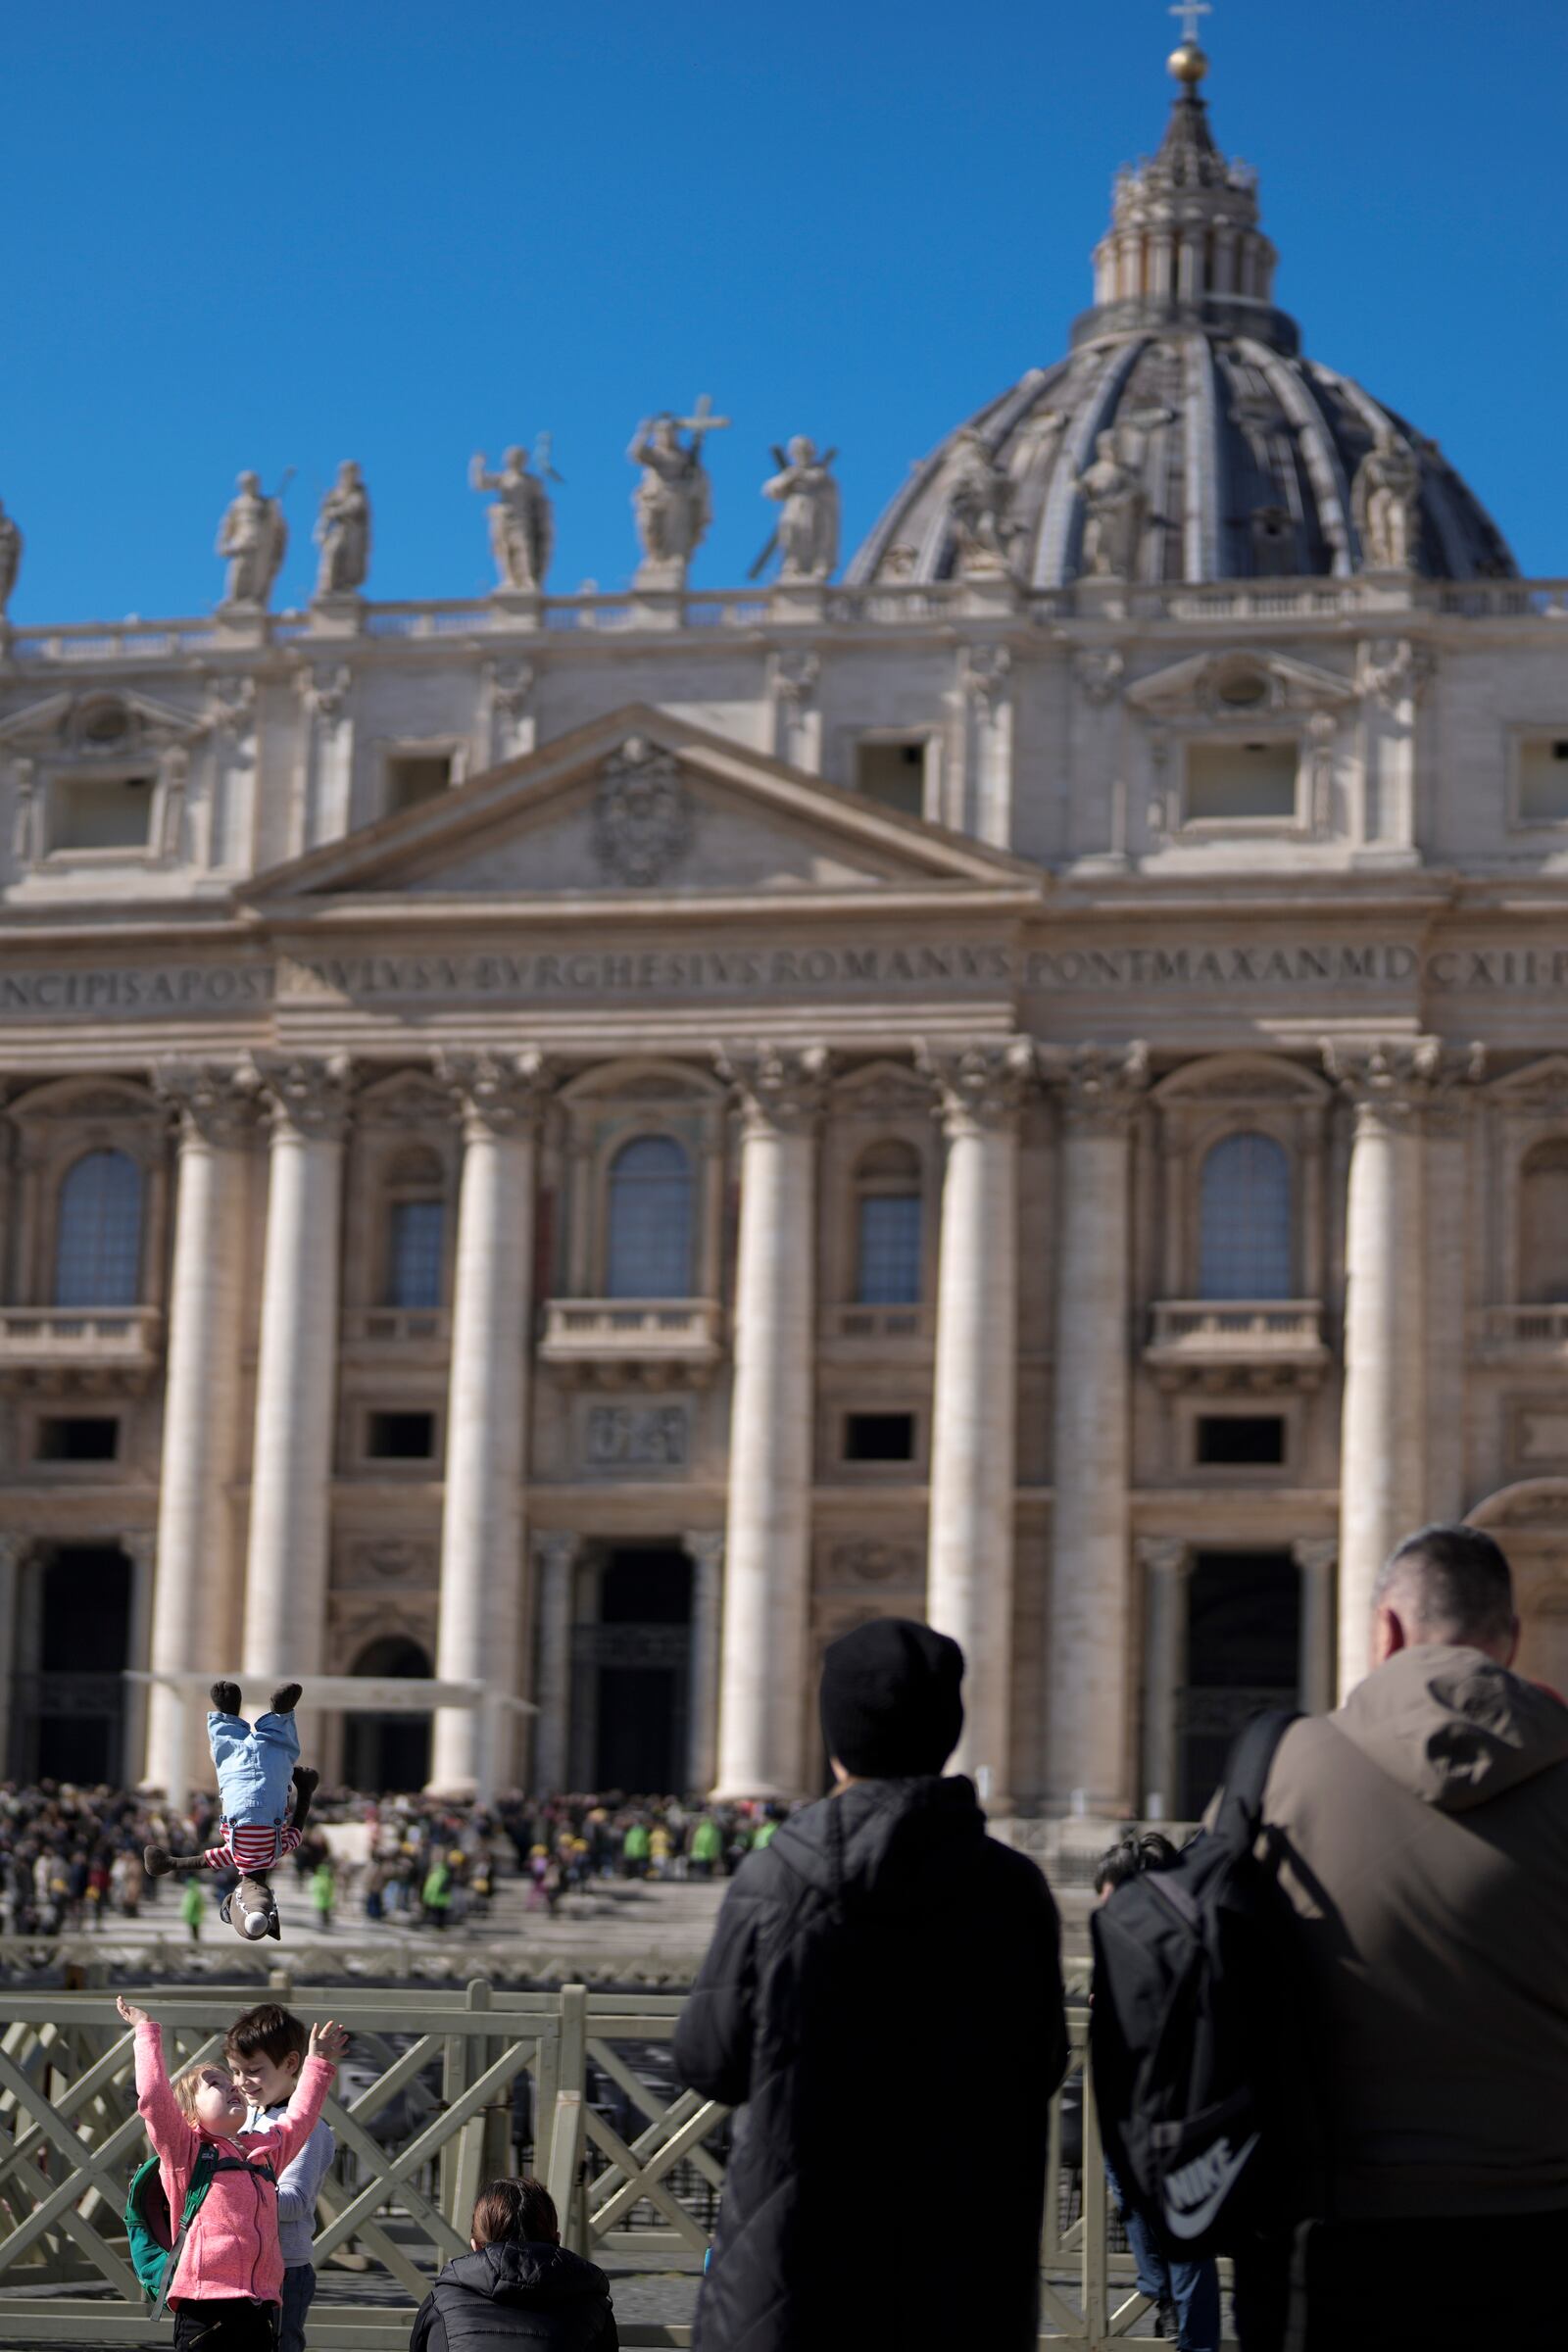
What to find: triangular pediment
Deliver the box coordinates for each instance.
[1126,650,1357,718]
[243,705,1041,911]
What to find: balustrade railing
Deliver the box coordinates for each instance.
[0,1981,1192,2348]
[1477,1302,1568,1351]
[0,1305,163,1370]
[1147,1300,1324,1353]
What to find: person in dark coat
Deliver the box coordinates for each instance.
[672,1617,1068,2352]
[409,2179,617,2352]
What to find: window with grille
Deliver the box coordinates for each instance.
[54,1150,143,1306]
[386,1198,446,1307]
[1519,1142,1568,1302]
[606,1136,693,1298]
[854,1141,924,1304]
[1198,1132,1292,1299]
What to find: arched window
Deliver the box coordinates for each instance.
[855,1140,923,1305]
[54,1149,143,1306]
[607,1135,693,1298]
[1519,1142,1568,1303]
[383,1148,446,1309]
[1198,1132,1292,1299]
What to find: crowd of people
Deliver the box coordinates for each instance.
[0,1784,791,1938]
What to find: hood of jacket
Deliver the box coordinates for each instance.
[1337,1643,1568,1814]
[436,2242,611,2310]
[765,1772,987,1911]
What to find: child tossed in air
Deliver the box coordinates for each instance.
[118,1992,347,2352]
[144,1682,320,1942]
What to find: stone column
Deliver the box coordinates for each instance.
[1139,1538,1190,1820]
[431,1053,552,1795]
[959,648,1014,846]
[145,1065,254,1800]
[919,1040,1035,1802]
[1325,1041,1433,1696]
[1293,1539,1339,1715]
[241,1057,352,1694]
[684,1532,725,1797]
[1045,1045,1149,1811]
[531,1532,577,1792]
[120,1531,157,1788]
[711,1046,828,1798]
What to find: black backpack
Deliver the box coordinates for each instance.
[1089,1710,1323,2259]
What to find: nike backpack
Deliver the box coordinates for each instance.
[1089,1708,1324,2259]
[126,2145,275,2315]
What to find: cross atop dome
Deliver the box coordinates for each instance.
[1168,0,1211,84]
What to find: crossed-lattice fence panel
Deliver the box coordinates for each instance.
[0,1985,1188,2348]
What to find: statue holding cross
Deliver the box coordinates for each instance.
[628,396,729,575]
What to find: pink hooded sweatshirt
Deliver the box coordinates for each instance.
[134,2020,335,2305]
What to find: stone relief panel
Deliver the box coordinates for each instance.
[816,1536,924,1592]
[1507,1399,1568,1473]
[332,1536,441,1591]
[579,1398,692,1476]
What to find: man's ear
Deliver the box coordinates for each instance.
[1371,1603,1408,1668]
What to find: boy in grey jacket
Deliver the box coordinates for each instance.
[227,2002,336,2352]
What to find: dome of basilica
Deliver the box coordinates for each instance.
[847,45,1514,591]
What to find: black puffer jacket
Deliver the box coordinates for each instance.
[409,2242,618,2352]
[672,1775,1067,2352]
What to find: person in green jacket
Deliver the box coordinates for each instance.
[180,1876,204,1943]
[422,1857,453,1929]
[309,1859,335,1933]
[621,1820,652,1880]
[688,1814,722,1879]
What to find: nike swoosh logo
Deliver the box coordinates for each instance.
[1162,2132,1261,2240]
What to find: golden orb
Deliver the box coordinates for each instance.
[1167,39,1208,86]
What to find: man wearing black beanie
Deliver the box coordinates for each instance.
[673,1617,1067,2352]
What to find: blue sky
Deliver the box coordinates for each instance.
[5,1,1565,620]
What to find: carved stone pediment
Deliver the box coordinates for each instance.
[1488,1054,1568,1113]
[1125,650,1357,722]
[0,687,215,755]
[1154,1051,1329,1105]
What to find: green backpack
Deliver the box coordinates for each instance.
[125,2145,275,2315]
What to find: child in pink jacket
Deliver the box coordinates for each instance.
[117,1994,348,2352]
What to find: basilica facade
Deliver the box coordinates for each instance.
[2,41,1566,1819]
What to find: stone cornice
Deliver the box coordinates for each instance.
[916,1038,1037,1134]
[716,1044,831,1137]
[436,1049,554,1140]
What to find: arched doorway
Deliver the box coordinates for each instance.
[23,1545,132,1784]
[343,1637,433,1792]
[576,1546,693,1793]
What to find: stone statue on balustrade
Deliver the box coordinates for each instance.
[1077,431,1148,582]
[1352,428,1423,572]
[470,444,555,593]
[0,499,21,619]
[948,428,1018,575]
[752,436,840,582]
[628,398,728,581]
[313,461,371,599]
[217,470,290,609]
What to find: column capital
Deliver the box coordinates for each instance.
[0,1533,33,1576]
[1044,1040,1151,1131]
[154,1060,259,1148]
[438,1049,554,1140]
[683,1529,726,1571]
[242,1053,354,1141]
[717,1043,831,1137]
[1321,1035,1485,1127]
[120,1529,158,1572]
[917,1037,1037,1134]
[1292,1537,1339,1575]
[531,1529,579,1572]
[1137,1536,1190,1578]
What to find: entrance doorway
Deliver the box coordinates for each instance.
[19,1545,132,1784]
[344,1637,433,1791]
[1177,1550,1300,1819]
[578,1546,692,1794]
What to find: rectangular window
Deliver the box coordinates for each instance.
[366,1409,438,1461]
[386,1200,445,1308]
[1185,741,1298,823]
[857,1195,922,1304]
[1196,1414,1286,1466]
[843,1410,916,1462]
[855,739,928,819]
[385,752,456,816]
[1516,738,1568,825]
[35,1416,120,1462]
[50,774,156,852]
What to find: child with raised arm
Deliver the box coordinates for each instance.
[227,2003,336,2352]
[117,1993,347,2352]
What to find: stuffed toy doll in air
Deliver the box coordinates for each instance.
[144,1683,319,1942]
